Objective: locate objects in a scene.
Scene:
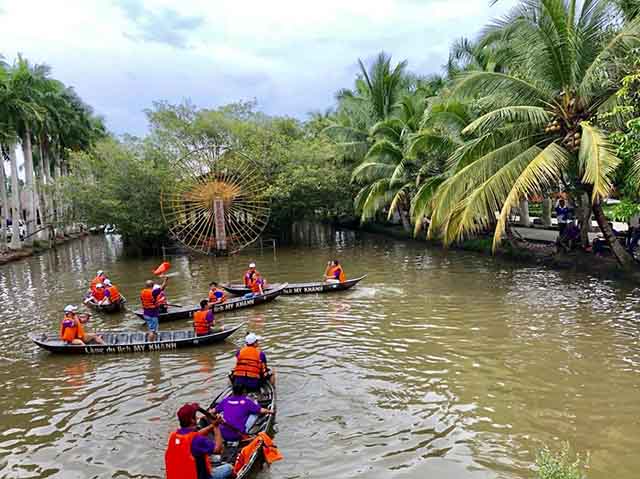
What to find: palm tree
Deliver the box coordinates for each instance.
[425,0,640,269]
[326,52,409,163]
[352,93,427,230]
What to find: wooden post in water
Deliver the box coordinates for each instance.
[213,198,227,252]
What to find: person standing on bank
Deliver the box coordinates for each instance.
[140,275,168,342]
[555,199,570,236]
[165,403,233,479]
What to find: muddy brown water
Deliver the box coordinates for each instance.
[0,231,639,478]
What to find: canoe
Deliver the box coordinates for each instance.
[84,296,127,313]
[208,381,276,478]
[133,283,288,322]
[29,323,244,355]
[223,274,367,296]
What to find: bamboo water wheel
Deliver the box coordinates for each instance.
[161,146,270,255]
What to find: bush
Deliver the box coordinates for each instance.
[536,443,588,479]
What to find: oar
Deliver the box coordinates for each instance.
[197,407,255,440]
[166,303,183,308]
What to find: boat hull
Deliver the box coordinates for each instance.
[29,324,243,355]
[85,296,127,313]
[133,284,287,322]
[223,274,367,296]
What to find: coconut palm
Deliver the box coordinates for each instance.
[424,0,640,268]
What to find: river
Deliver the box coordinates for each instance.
[0,230,639,479]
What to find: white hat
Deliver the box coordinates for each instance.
[64,305,78,313]
[152,284,162,290]
[97,270,104,276]
[249,262,256,268]
[103,279,112,286]
[245,333,263,345]
[96,283,104,288]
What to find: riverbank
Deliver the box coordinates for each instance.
[357,222,637,282]
[0,232,89,266]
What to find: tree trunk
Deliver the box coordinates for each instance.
[396,203,411,233]
[592,201,635,270]
[576,192,591,248]
[8,144,22,249]
[519,199,530,226]
[0,149,8,251]
[21,127,36,246]
[542,195,552,227]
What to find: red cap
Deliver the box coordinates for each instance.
[177,403,200,424]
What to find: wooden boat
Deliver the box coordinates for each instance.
[223,274,367,296]
[133,283,288,322]
[208,381,276,478]
[29,323,244,355]
[84,296,127,313]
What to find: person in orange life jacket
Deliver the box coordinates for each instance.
[249,274,265,295]
[208,282,227,305]
[193,300,215,336]
[165,403,233,479]
[140,276,168,342]
[215,382,273,442]
[89,270,106,293]
[243,262,258,287]
[232,333,275,391]
[84,283,106,304]
[101,278,122,305]
[324,259,346,283]
[154,284,169,313]
[60,305,104,345]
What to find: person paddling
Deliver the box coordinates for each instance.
[89,270,106,293]
[324,259,346,283]
[215,382,273,442]
[243,263,258,288]
[101,278,122,305]
[193,300,215,336]
[231,333,275,391]
[208,282,227,305]
[164,403,233,479]
[140,276,168,342]
[249,273,265,295]
[60,305,104,346]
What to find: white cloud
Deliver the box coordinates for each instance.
[0,0,517,134]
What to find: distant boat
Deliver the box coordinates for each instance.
[84,296,127,313]
[222,275,367,296]
[133,283,288,322]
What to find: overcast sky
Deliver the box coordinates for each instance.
[0,0,515,136]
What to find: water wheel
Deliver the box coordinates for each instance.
[161,146,270,255]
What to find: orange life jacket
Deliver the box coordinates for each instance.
[105,285,121,302]
[328,265,346,282]
[60,316,85,343]
[250,278,263,294]
[93,288,106,301]
[208,288,226,304]
[244,270,257,287]
[165,430,211,479]
[233,432,283,476]
[157,290,168,306]
[193,310,212,335]
[140,288,157,309]
[233,346,266,379]
[90,275,105,292]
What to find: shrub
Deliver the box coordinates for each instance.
[536,443,588,479]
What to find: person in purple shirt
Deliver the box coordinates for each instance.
[215,383,273,442]
[167,402,233,479]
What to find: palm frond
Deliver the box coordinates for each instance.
[579,122,620,201]
[462,106,551,136]
[387,184,412,221]
[351,161,396,183]
[493,142,570,249]
[410,175,446,235]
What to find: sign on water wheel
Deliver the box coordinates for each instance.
[160,146,270,256]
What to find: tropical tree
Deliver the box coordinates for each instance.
[422,0,640,269]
